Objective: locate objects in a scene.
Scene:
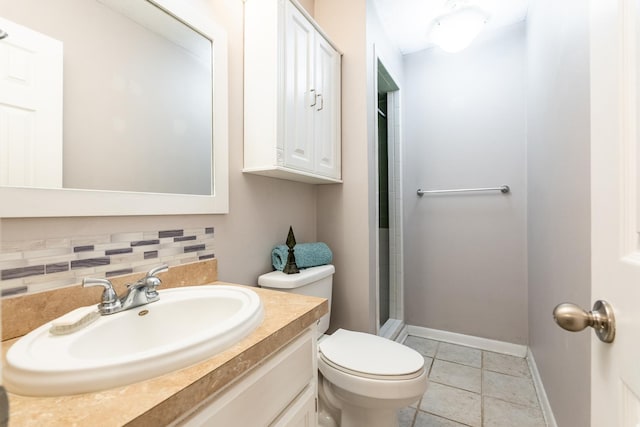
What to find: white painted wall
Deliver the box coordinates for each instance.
[403,23,528,344]
[0,0,319,287]
[296,0,315,17]
[313,0,403,333]
[0,0,402,340]
[0,15,592,427]
[526,0,591,425]
[314,0,371,333]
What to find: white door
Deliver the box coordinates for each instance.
[589,0,640,425]
[0,17,63,188]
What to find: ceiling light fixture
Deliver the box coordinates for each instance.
[427,5,489,53]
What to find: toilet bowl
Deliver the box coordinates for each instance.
[318,328,427,427]
[258,265,428,427]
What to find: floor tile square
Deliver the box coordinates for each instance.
[398,406,417,427]
[430,359,481,393]
[405,336,439,357]
[399,338,546,427]
[423,356,434,373]
[414,411,470,427]
[483,397,546,427]
[483,351,530,378]
[483,370,539,408]
[410,398,421,409]
[419,382,481,427]
[435,342,482,368]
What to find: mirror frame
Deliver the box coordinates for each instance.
[0,0,229,217]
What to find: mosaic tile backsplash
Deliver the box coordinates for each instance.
[0,227,215,297]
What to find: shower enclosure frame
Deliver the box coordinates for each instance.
[374,57,405,341]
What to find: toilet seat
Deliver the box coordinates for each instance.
[318,329,424,380]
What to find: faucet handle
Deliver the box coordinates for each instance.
[143,264,168,300]
[83,277,122,315]
[146,264,168,278]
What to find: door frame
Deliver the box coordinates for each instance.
[374,56,405,340]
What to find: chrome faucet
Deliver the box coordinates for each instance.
[83,265,169,315]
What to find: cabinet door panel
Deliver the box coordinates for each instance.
[313,35,340,179]
[270,385,317,427]
[284,1,315,172]
[178,329,315,426]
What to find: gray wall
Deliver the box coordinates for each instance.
[314,0,372,333]
[526,0,591,425]
[0,0,319,288]
[313,0,405,334]
[403,24,528,344]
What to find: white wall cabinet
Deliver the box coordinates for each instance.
[244,0,342,184]
[175,328,318,427]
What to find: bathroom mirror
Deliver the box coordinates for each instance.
[0,0,228,216]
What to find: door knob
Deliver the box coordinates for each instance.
[553,300,615,343]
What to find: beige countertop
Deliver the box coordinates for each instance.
[2,282,328,427]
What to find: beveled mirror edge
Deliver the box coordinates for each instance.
[0,0,229,217]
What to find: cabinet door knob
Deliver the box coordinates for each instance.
[316,93,324,111]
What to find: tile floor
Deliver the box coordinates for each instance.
[398,336,547,427]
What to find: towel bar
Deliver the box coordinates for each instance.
[417,185,510,196]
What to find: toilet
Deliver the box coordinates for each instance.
[258,265,427,427]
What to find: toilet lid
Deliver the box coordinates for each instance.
[318,329,424,379]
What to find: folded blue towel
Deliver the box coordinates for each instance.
[272,242,333,271]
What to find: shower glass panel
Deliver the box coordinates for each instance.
[378,92,390,327]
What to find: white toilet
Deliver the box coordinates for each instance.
[259,265,427,427]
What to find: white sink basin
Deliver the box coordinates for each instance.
[4,285,263,396]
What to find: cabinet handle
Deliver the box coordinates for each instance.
[309,89,317,107]
[316,93,324,111]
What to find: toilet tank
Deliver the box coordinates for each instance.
[258,265,334,336]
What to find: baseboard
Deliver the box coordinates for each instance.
[527,348,558,427]
[396,324,409,344]
[407,325,528,357]
[379,319,405,341]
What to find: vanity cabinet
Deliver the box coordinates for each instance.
[244,0,342,184]
[176,327,318,426]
